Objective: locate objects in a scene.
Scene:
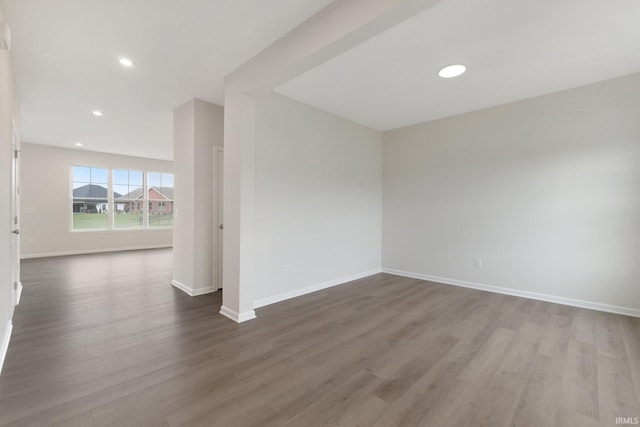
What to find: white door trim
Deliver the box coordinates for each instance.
[213,147,224,290]
[10,118,21,307]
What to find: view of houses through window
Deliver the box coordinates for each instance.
[72,165,174,230]
[148,172,174,227]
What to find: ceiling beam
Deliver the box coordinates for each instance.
[225,0,444,93]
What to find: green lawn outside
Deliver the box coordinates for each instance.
[73,213,109,229]
[73,213,173,229]
[149,214,173,227]
[114,213,144,228]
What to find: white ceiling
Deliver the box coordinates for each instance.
[7,0,640,161]
[5,0,333,160]
[276,0,640,131]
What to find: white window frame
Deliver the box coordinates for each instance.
[147,171,174,229]
[113,168,146,230]
[70,165,173,232]
[70,165,111,232]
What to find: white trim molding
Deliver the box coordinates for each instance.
[1,321,13,376]
[191,287,217,296]
[21,244,173,260]
[219,305,256,323]
[253,268,382,309]
[14,281,22,306]
[382,268,640,318]
[171,280,217,297]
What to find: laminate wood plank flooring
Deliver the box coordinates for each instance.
[1,249,639,426]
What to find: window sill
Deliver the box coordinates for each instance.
[69,228,173,234]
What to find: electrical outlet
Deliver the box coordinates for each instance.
[474,258,483,268]
[284,264,290,274]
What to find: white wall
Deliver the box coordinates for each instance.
[383,73,640,314]
[252,93,382,307]
[220,90,257,320]
[172,101,196,292]
[194,100,224,289]
[219,2,436,321]
[20,143,173,258]
[172,99,224,295]
[1,2,17,372]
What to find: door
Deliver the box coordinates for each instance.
[214,148,223,290]
[10,119,21,306]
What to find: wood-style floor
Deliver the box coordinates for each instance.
[1,249,639,426]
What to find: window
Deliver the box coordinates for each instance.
[148,172,174,227]
[113,169,144,229]
[71,165,173,231]
[72,166,109,230]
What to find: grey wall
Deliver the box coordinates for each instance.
[20,143,173,258]
[252,93,382,306]
[382,73,640,313]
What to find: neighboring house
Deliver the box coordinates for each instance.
[116,187,174,214]
[72,184,120,213]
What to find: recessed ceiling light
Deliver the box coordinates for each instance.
[92,110,103,117]
[75,142,83,147]
[438,64,466,78]
[119,57,134,67]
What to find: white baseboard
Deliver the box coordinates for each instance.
[171,280,193,296]
[219,305,256,323]
[382,268,640,318]
[14,282,22,306]
[0,321,13,376]
[171,280,217,297]
[21,244,173,259]
[253,268,382,309]
[191,287,218,296]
